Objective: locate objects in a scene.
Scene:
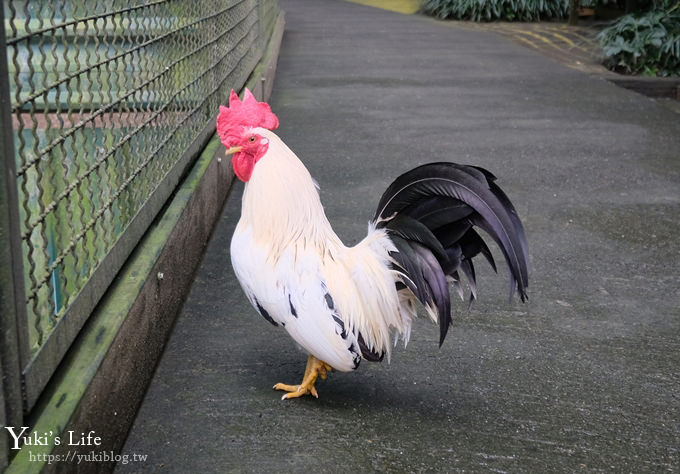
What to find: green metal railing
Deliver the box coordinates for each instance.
[1,0,279,421]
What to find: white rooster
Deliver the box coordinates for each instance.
[218,89,528,400]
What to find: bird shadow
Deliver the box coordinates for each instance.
[237,341,485,422]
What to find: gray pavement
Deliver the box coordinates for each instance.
[116,0,680,472]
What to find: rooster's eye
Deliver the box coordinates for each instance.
[249,136,256,142]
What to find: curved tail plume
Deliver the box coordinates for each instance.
[373,162,529,345]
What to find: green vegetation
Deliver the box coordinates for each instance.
[420,0,568,21]
[597,2,680,76]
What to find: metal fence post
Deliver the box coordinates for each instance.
[0,3,28,467]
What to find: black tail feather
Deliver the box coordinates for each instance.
[374,162,529,346]
[459,258,477,302]
[460,229,498,273]
[389,237,430,303]
[432,219,473,249]
[384,215,447,263]
[412,243,451,346]
[403,196,475,231]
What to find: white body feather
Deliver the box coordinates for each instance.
[230,128,415,371]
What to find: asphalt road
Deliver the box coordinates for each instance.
[116,0,680,472]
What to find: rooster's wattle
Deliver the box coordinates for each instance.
[218,89,529,400]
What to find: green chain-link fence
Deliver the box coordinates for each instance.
[2,0,278,414]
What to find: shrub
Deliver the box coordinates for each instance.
[420,0,569,22]
[597,5,680,76]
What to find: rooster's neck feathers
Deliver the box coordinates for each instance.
[239,129,340,251]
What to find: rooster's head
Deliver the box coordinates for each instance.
[216,89,279,181]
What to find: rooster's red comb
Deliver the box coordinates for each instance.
[216,88,279,145]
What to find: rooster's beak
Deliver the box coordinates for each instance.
[225,146,243,155]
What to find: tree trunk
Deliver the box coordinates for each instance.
[568,0,580,25]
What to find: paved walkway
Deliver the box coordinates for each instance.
[116,0,680,472]
[347,0,420,14]
[349,0,605,73]
[458,21,604,73]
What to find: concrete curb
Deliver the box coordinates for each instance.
[604,75,680,100]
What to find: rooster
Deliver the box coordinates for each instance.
[218,89,528,400]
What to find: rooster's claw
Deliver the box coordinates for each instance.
[272,354,331,400]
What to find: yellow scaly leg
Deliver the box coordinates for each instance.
[273,354,333,400]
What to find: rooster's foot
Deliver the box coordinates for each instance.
[273,354,332,400]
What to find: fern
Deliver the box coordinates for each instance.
[597,6,680,76]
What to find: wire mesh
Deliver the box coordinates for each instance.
[4,0,279,408]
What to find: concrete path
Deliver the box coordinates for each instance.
[457,21,605,73]
[346,0,420,14]
[116,0,680,472]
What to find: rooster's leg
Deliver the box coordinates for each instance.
[273,354,332,400]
